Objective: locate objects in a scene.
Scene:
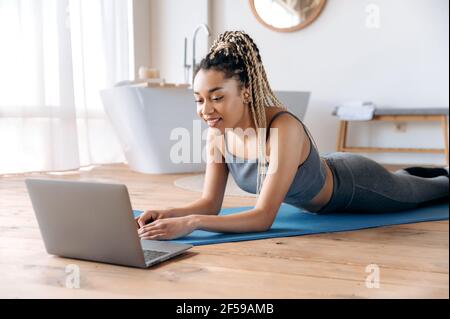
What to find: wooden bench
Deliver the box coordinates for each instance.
[333,107,449,165]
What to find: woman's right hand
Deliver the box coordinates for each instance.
[135,210,169,228]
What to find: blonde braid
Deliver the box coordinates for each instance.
[231,32,268,193]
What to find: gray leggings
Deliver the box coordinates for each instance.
[316,152,449,214]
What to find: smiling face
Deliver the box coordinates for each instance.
[193,69,253,134]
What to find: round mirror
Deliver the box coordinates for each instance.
[249,0,327,32]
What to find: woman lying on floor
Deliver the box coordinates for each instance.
[136,31,449,240]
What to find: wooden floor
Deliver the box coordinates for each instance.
[0,163,448,299]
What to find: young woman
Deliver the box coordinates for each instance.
[136,31,449,240]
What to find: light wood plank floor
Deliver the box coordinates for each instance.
[0,163,448,298]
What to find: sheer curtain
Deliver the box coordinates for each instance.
[0,0,132,175]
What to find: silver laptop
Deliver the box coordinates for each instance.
[25,178,193,268]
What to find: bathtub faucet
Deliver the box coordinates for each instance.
[192,24,211,85]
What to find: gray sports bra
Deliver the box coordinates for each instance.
[223,111,327,209]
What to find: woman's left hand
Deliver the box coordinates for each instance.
[137,216,197,240]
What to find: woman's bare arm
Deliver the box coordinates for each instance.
[189,207,269,233]
[163,128,229,218]
[163,197,221,218]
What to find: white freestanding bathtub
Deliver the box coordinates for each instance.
[100,86,310,174]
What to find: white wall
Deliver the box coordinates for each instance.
[132,0,211,83]
[135,0,449,165]
[132,0,152,79]
[150,0,211,84]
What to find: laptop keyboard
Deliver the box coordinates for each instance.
[143,249,169,262]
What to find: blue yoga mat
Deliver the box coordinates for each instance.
[133,202,449,246]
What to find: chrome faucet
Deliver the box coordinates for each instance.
[191,24,211,85]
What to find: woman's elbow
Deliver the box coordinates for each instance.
[203,199,222,215]
[256,210,276,232]
[259,221,273,232]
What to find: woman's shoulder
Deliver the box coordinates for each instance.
[263,107,311,169]
[265,107,304,132]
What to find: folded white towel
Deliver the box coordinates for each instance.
[336,101,376,121]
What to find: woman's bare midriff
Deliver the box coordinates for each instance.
[300,159,334,213]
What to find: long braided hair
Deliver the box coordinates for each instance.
[194,31,311,195]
